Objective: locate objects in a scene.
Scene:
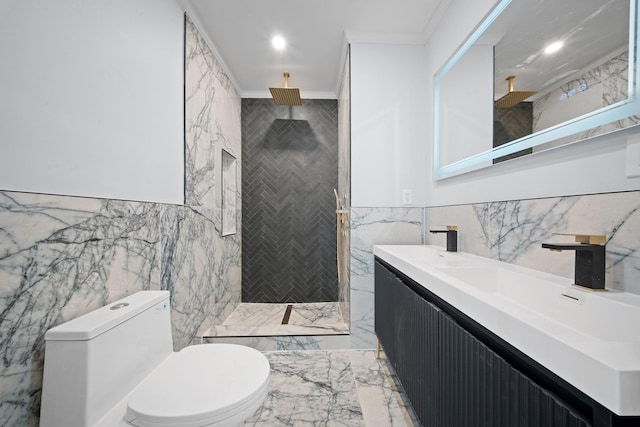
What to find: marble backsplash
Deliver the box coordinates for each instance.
[0,190,241,425]
[424,191,640,294]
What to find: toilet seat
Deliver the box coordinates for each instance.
[123,344,270,427]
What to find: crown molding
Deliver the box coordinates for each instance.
[420,0,455,43]
[344,30,425,45]
[181,1,243,96]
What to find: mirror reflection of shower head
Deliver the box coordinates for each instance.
[269,72,302,106]
[495,76,537,108]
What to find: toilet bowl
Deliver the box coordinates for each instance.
[40,291,270,427]
[123,344,269,427]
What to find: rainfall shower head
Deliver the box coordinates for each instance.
[269,72,302,106]
[494,76,537,109]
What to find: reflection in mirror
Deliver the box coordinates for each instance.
[434,0,640,179]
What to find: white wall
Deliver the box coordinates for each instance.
[350,43,429,207]
[425,0,640,206]
[438,44,493,167]
[0,0,184,204]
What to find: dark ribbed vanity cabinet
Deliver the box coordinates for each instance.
[375,261,440,425]
[375,258,602,427]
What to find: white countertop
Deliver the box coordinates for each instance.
[373,245,640,416]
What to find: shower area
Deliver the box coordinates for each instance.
[216,86,351,339]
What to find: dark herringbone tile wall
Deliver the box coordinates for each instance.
[242,99,338,303]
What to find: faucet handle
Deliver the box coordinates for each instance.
[552,233,606,245]
[437,225,457,231]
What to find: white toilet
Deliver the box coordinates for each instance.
[40,291,270,427]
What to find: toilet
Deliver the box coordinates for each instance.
[40,291,270,427]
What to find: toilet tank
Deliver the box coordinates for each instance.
[40,291,173,427]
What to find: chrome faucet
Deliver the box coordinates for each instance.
[542,233,606,290]
[430,226,457,252]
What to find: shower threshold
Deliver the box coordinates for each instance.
[203,302,349,338]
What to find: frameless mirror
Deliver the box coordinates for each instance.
[434,0,640,179]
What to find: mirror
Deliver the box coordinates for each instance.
[434,0,640,179]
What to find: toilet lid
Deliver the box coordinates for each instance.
[124,344,270,427]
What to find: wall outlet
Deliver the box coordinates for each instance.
[402,189,413,205]
[627,134,640,178]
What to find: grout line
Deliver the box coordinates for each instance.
[281,304,293,325]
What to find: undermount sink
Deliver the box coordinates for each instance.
[372,244,640,416]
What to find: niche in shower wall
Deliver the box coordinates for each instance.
[242,99,338,303]
[221,149,237,236]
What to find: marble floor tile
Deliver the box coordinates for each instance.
[245,349,419,427]
[350,351,420,427]
[246,350,364,426]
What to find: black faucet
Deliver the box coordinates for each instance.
[541,233,606,290]
[430,226,457,252]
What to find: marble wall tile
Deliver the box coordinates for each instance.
[184,15,242,223]
[505,192,640,293]
[424,191,640,294]
[178,15,242,345]
[184,16,216,210]
[338,48,352,327]
[350,207,423,349]
[423,203,490,257]
[160,205,240,349]
[350,207,423,277]
[0,191,162,426]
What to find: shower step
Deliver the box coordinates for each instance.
[201,333,351,352]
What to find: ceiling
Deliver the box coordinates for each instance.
[185,0,450,98]
[184,0,631,101]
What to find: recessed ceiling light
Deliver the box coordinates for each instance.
[271,35,286,51]
[544,41,563,55]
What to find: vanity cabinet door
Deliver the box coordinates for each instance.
[374,260,440,426]
[438,312,590,427]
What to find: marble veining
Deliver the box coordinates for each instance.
[350,208,423,277]
[533,51,640,148]
[0,191,162,426]
[289,302,345,326]
[246,350,364,426]
[338,48,352,328]
[185,15,241,221]
[481,197,578,263]
[424,191,640,294]
[349,351,419,426]
[349,207,423,349]
[209,302,348,338]
[245,349,417,426]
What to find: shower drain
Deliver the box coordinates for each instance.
[281,304,293,325]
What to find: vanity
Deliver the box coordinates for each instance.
[373,245,640,427]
